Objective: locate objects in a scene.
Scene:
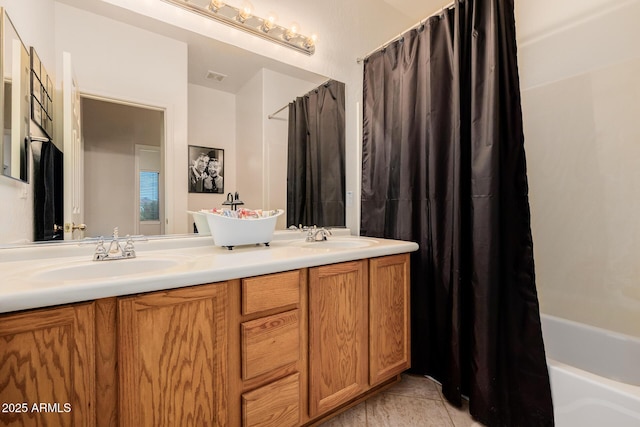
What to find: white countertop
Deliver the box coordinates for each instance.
[0,232,418,314]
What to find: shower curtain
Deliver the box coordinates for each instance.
[287,80,345,228]
[360,1,553,425]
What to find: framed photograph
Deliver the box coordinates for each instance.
[188,145,224,194]
[32,73,42,102]
[30,47,41,80]
[46,75,53,98]
[32,98,42,125]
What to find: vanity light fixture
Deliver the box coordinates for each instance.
[163,0,316,55]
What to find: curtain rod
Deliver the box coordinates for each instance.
[268,104,289,120]
[356,1,456,64]
[267,79,333,120]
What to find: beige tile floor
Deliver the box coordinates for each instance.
[320,374,484,427]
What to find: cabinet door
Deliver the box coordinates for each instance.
[118,283,228,427]
[369,254,411,386]
[0,303,96,427]
[308,260,368,418]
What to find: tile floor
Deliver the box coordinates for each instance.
[320,374,483,427]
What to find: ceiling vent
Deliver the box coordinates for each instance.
[205,70,227,82]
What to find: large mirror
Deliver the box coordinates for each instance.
[0,0,345,244]
[0,8,29,183]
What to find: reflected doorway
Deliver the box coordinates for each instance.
[81,96,165,238]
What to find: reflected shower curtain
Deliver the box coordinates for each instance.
[360,1,553,425]
[287,80,345,227]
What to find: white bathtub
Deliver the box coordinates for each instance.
[541,314,640,426]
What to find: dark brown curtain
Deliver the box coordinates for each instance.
[287,80,345,228]
[360,1,553,425]
[32,140,64,242]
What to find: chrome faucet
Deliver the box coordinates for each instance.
[93,227,136,261]
[306,227,332,242]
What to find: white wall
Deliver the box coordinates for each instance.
[517,0,640,337]
[0,0,55,244]
[54,2,189,234]
[187,83,236,224]
[235,70,264,209]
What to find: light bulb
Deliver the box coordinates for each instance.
[285,22,299,40]
[237,1,252,22]
[262,14,276,32]
[304,33,318,49]
[208,0,224,12]
[237,8,250,22]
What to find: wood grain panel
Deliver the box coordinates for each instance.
[242,271,300,315]
[308,260,368,417]
[242,373,300,427]
[369,254,411,385]
[95,298,118,427]
[0,302,96,427]
[118,283,228,427]
[241,310,299,380]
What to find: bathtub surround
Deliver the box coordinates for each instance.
[361,1,553,425]
[517,0,640,339]
[541,314,640,426]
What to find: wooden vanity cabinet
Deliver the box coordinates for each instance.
[0,252,411,427]
[0,302,96,427]
[117,282,230,427]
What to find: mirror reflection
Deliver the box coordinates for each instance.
[1,8,29,183]
[0,0,345,245]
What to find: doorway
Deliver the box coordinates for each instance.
[81,96,165,238]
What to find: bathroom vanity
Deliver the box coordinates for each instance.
[0,233,417,426]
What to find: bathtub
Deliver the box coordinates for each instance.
[541,314,640,426]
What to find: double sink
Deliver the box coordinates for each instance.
[24,236,378,283]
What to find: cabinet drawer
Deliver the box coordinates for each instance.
[242,373,300,427]
[242,270,300,315]
[242,309,300,380]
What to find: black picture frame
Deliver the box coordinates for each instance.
[188,145,224,194]
[30,47,53,138]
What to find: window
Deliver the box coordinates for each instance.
[139,171,159,221]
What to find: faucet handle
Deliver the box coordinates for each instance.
[112,227,119,239]
[124,235,134,250]
[318,228,332,241]
[123,235,136,258]
[93,238,107,261]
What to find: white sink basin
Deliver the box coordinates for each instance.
[290,238,377,249]
[30,257,184,282]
